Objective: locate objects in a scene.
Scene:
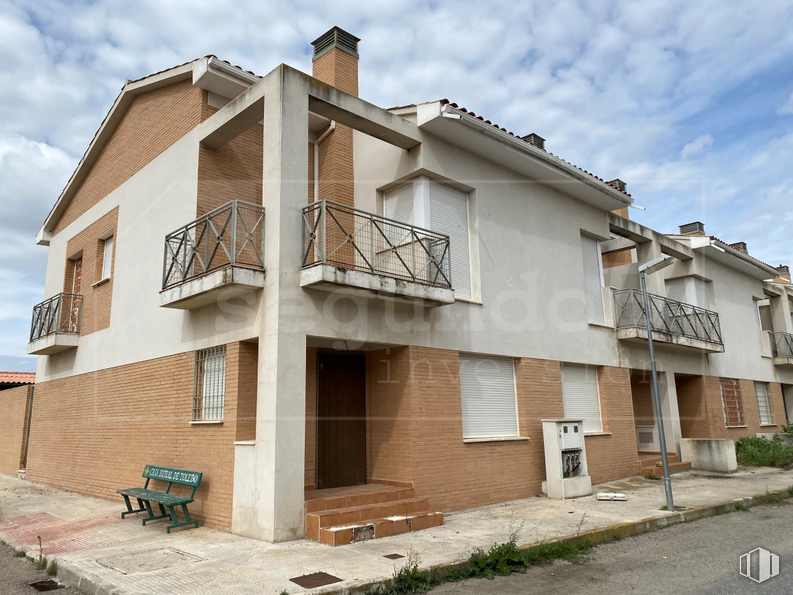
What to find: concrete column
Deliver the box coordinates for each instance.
[238,67,310,542]
[658,372,683,457]
[770,294,793,335]
[636,240,665,296]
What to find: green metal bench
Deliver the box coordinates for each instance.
[117,465,203,533]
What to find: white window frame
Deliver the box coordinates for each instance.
[755,381,773,425]
[580,235,605,325]
[459,353,519,440]
[194,346,226,421]
[561,363,603,434]
[100,236,114,280]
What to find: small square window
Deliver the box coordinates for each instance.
[194,346,226,420]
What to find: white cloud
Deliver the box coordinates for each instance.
[681,134,714,159]
[1,0,793,364]
[780,92,793,114]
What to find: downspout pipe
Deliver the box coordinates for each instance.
[314,121,336,203]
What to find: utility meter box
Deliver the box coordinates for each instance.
[541,419,592,500]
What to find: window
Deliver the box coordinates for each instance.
[459,354,518,439]
[665,277,710,308]
[100,236,114,280]
[755,382,773,425]
[382,178,473,299]
[429,181,471,299]
[561,363,602,433]
[194,346,226,420]
[720,378,744,427]
[580,236,605,324]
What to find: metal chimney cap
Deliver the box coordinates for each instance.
[607,179,627,192]
[311,26,360,60]
[776,264,790,275]
[679,221,706,236]
[521,133,545,151]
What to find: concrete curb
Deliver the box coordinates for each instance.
[1,487,790,595]
[325,488,792,594]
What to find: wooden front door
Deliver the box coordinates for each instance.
[317,352,366,489]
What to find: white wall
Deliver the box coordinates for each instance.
[36,129,262,382]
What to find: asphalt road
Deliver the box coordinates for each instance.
[0,543,84,595]
[433,501,793,595]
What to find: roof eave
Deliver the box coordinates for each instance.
[37,61,200,243]
[417,102,632,212]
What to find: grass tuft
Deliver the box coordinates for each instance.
[735,437,793,467]
[47,560,58,577]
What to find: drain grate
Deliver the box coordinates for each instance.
[289,572,343,589]
[384,553,405,560]
[29,580,64,592]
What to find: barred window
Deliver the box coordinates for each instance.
[194,346,226,420]
[755,382,773,425]
[720,378,744,427]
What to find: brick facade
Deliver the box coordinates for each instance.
[25,341,257,531]
[313,47,357,209]
[307,346,642,513]
[0,385,33,475]
[197,96,263,217]
[54,80,203,236]
[63,207,119,336]
[677,375,786,439]
[586,366,642,483]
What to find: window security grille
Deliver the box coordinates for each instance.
[720,378,744,427]
[194,346,226,421]
[755,382,773,425]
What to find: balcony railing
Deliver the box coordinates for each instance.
[613,288,723,345]
[772,332,793,359]
[30,293,82,342]
[301,200,452,289]
[163,200,265,290]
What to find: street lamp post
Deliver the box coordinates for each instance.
[638,255,676,512]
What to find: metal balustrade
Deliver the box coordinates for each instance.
[301,200,452,289]
[772,332,793,359]
[30,293,82,342]
[163,200,265,290]
[613,288,723,345]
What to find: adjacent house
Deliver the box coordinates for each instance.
[17,27,793,545]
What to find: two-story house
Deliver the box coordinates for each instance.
[19,27,793,545]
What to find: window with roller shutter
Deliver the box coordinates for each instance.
[561,363,603,433]
[459,353,519,439]
[580,235,605,324]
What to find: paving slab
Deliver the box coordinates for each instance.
[1,468,792,594]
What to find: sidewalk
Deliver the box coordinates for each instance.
[1,469,792,595]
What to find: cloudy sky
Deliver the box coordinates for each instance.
[2,0,793,371]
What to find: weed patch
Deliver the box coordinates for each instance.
[736,437,793,467]
[47,560,58,577]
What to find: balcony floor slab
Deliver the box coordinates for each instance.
[617,327,725,353]
[28,333,79,355]
[300,264,454,307]
[772,356,793,367]
[160,266,265,310]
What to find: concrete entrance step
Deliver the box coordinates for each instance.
[639,452,681,466]
[641,461,692,476]
[318,512,445,546]
[305,484,415,514]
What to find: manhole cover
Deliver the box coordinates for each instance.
[96,548,204,575]
[384,553,405,560]
[29,580,63,592]
[290,572,343,589]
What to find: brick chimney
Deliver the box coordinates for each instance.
[728,241,748,255]
[311,27,359,208]
[776,265,791,282]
